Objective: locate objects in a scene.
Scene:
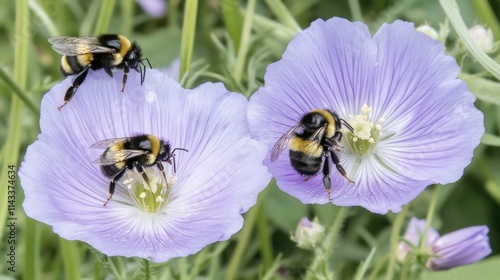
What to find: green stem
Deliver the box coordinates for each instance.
[168,0,180,29]
[347,0,363,21]
[0,68,39,115]
[305,207,348,280]
[93,255,102,280]
[233,0,256,83]
[221,0,243,52]
[93,0,116,35]
[385,204,409,280]
[28,0,59,36]
[121,0,134,37]
[60,239,81,280]
[420,186,440,251]
[471,0,500,40]
[143,260,151,280]
[24,219,39,280]
[225,190,268,280]
[265,0,301,32]
[256,188,273,272]
[179,0,198,82]
[0,0,28,243]
[252,13,296,41]
[399,253,415,280]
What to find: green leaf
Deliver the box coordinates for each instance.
[180,0,198,81]
[460,73,500,106]
[221,0,244,53]
[93,0,116,35]
[439,0,500,80]
[481,133,500,146]
[354,248,376,280]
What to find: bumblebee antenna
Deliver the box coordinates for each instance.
[341,119,354,133]
[167,148,189,173]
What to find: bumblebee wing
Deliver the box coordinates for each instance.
[93,149,148,165]
[48,36,115,55]
[308,125,326,142]
[270,123,301,162]
[90,137,130,149]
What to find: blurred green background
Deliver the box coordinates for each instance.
[1,0,500,279]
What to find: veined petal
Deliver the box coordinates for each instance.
[248,17,484,214]
[20,69,270,262]
[429,226,491,270]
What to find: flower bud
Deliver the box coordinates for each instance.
[398,218,491,270]
[469,24,495,53]
[428,226,491,270]
[290,217,325,250]
[416,24,439,40]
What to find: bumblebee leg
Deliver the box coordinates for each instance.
[58,66,90,110]
[334,131,343,142]
[330,151,354,184]
[121,62,130,92]
[104,67,113,78]
[156,162,169,193]
[133,162,152,193]
[322,152,332,200]
[103,168,127,206]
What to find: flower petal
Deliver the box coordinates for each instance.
[20,69,270,262]
[248,18,484,214]
[429,226,491,270]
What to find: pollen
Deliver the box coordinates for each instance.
[344,104,384,157]
[121,165,177,213]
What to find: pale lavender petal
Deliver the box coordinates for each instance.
[20,69,270,262]
[429,226,491,270]
[248,17,484,214]
[137,0,166,18]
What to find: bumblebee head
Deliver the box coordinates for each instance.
[125,42,142,69]
[158,142,171,162]
[302,111,328,129]
[126,42,150,84]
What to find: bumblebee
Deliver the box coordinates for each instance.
[91,134,188,206]
[49,34,151,110]
[271,109,355,200]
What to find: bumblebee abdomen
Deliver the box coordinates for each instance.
[289,150,322,176]
[61,55,89,75]
[100,161,126,178]
[289,138,323,157]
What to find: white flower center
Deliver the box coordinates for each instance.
[344,104,384,157]
[122,166,176,213]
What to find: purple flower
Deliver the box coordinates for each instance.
[137,0,166,18]
[397,218,440,261]
[19,69,271,262]
[429,225,491,270]
[247,17,484,214]
[398,218,491,270]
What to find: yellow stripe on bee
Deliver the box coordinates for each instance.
[61,56,73,74]
[310,109,336,138]
[110,142,125,151]
[289,138,323,157]
[147,135,161,156]
[117,35,131,60]
[77,54,93,66]
[115,161,126,169]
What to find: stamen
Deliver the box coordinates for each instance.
[344,104,384,157]
[119,165,177,213]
